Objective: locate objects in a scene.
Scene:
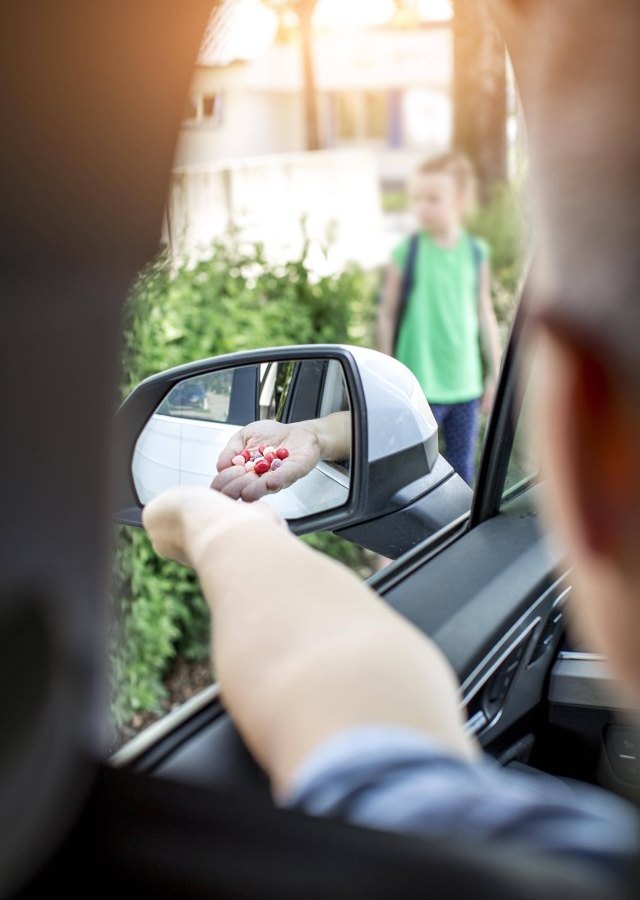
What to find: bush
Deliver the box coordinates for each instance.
[469,179,531,341]
[110,527,210,735]
[120,233,377,393]
[110,234,377,739]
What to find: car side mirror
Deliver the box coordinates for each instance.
[113,345,472,558]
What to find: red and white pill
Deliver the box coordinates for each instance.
[242,445,290,475]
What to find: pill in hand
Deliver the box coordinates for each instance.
[237,445,290,477]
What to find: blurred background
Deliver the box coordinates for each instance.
[166,0,525,273]
[113,0,530,748]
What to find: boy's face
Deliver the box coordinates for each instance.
[410,172,463,235]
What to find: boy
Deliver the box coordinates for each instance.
[378,152,502,485]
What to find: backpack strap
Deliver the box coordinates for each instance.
[393,232,419,353]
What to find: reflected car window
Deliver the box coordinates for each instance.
[157,371,234,423]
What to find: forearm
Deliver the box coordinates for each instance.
[304,411,351,462]
[378,262,403,356]
[377,309,396,356]
[190,521,478,795]
[479,302,501,380]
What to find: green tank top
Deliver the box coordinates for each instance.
[392,230,488,404]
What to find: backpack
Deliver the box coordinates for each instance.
[391,232,484,354]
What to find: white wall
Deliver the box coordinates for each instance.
[164,149,389,270]
[175,89,306,166]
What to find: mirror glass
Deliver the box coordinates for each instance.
[132,358,352,519]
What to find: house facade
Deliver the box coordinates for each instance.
[166,2,455,267]
[174,4,453,185]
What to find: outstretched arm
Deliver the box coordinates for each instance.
[142,486,479,796]
[377,262,404,356]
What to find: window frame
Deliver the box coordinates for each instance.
[469,282,535,527]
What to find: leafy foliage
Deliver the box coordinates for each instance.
[110,527,210,734]
[469,179,531,340]
[120,233,377,394]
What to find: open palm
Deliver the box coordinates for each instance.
[211,420,322,502]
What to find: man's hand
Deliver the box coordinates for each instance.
[142,485,285,569]
[211,420,322,502]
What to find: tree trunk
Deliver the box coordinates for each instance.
[452,0,507,201]
[298,0,320,151]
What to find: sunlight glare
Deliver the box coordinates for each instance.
[313,0,396,29]
[418,0,452,21]
[226,1,279,62]
[313,0,452,28]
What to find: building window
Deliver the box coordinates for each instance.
[363,92,388,141]
[183,92,224,127]
[335,92,359,140]
[333,91,389,143]
[403,88,451,148]
[202,93,223,126]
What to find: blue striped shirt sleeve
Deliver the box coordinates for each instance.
[281,725,639,880]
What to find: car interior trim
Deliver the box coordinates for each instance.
[459,581,571,741]
[549,655,632,711]
[110,684,221,768]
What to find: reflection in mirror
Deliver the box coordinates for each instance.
[132,358,351,520]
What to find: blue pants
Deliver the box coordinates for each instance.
[430,398,480,487]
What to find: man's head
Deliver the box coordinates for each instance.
[525,269,640,701]
[409,151,476,237]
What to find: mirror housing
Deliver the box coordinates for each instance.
[114,345,472,557]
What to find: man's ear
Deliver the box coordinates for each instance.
[560,332,639,559]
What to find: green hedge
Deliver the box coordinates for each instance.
[120,234,377,393]
[469,179,530,340]
[110,235,378,740]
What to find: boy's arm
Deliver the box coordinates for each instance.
[142,486,479,797]
[377,262,404,356]
[477,258,502,414]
